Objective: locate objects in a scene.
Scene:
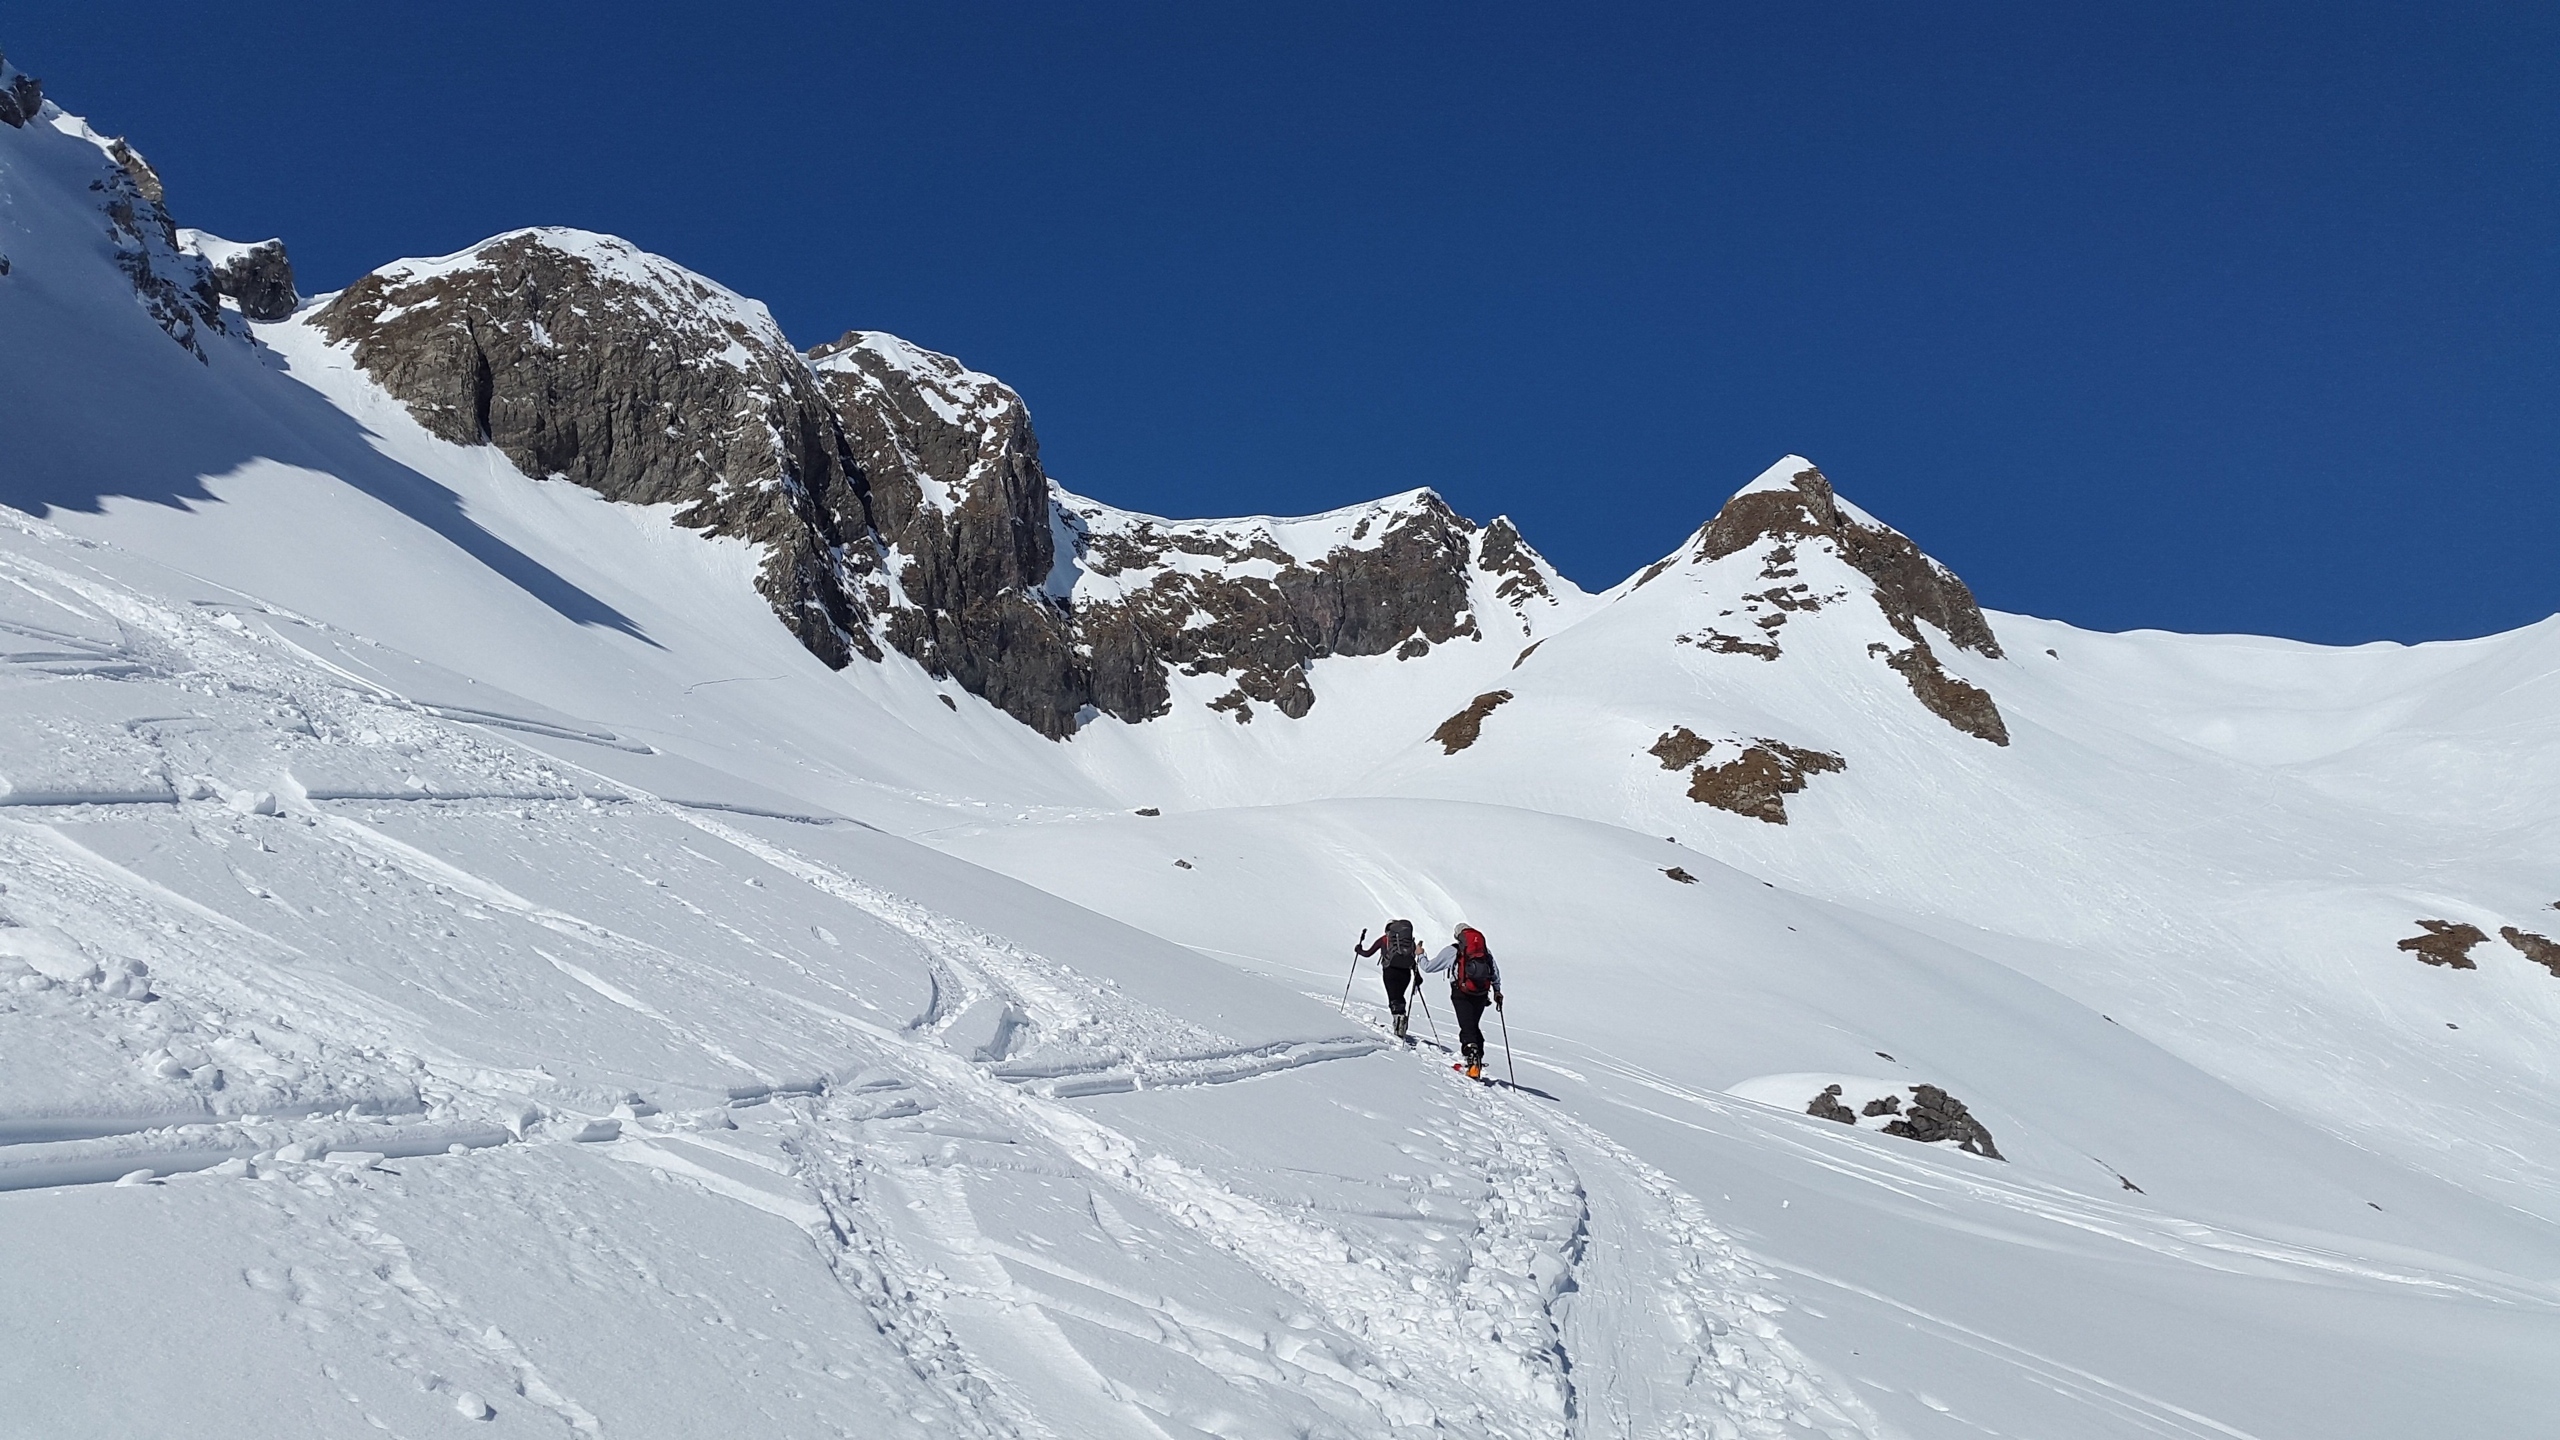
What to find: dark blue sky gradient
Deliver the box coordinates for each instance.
[9,3,2553,641]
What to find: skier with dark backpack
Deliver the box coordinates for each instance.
[1422,923,1504,1079]
[1355,918,1421,1040]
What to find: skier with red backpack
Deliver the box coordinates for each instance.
[1354,918,1422,1040]
[1422,923,1504,1079]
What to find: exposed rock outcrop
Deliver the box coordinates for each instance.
[1797,1080,2000,1159]
[0,55,228,357]
[1883,1084,2003,1159]
[1694,466,2001,657]
[1477,517,1555,609]
[813,326,1542,734]
[1062,489,1493,726]
[95,137,228,360]
[310,230,883,668]
[811,332,1080,733]
[1885,646,2008,746]
[2500,927,2560,979]
[180,231,297,321]
[1663,464,2010,745]
[1808,1084,1859,1125]
[2398,920,2487,969]
[1650,726,1845,824]
[0,50,42,128]
[1433,691,1514,754]
[309,239,1571,737]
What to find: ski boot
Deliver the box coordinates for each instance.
[1392,1011,1409,1041]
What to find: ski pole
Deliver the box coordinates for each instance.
[1341,930,1366,1015]
[1497,998,1516,1086]
[1415,983,1443,1045]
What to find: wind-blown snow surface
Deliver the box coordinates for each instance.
[9,88,2560,1437]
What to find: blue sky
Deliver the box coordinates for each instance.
[10,3,2553,641]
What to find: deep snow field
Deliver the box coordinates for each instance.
[7,62,2560,1440]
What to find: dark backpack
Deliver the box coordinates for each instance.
[1383,918,1416,966]
[1453,927,1496,992]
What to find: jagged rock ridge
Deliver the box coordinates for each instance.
[1058,487,1516,726]
[312,245,1577,737]
[301,231,2000,760]
[0,52,253,362]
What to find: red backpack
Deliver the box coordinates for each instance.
[1453,927,1497,993]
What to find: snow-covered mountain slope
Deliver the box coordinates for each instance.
[6,43,2560,1439]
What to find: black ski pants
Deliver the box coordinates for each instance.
[1381,964,1415,1016]
[1450,987,1491,1063]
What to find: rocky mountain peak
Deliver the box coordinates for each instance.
[308,228,883,667]
[1651,457,2010,745]
[1698,458,2002,660]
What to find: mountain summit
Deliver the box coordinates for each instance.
[1637,458,2009,744]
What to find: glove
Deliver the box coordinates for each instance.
[1493,991,1505,1010]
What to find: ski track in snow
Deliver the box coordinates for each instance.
[0,547,1881,1435]
[671,805,1890,1437]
